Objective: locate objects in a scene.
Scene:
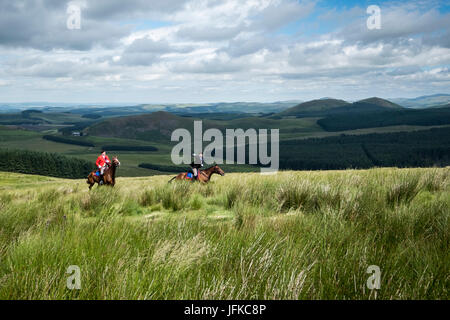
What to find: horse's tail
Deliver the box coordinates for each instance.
[86,172,93,184]
[168,176,177,183]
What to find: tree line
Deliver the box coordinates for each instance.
[0,149,93,178]
[317,108,450,131]
[42,135,95,147]
[103,145,158,152]
[278,127,450,170]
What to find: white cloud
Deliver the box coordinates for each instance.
[0,0,449,103]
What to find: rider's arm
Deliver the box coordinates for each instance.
[96,157,102,168]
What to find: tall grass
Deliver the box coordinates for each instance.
[0,167,448,299]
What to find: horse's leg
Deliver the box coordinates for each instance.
[93,175,102,188]
[103,174,113,186]
[87,174,96,190]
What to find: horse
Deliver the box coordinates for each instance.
[86,156,121,190]
[169,165,225,183]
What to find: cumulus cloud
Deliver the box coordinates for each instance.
[118,38,173,66]
[169,51,247,74]
[335,4,450,46]
[0,1,133,51]
[176,24,244,42]
[83,0,189,20]
[249,0,315,32]
[220,33,274,57]
[0,0,449,103]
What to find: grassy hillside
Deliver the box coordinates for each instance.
[356,97,401,109]
[2,118,450,178]
[277,98,350,116]
[0,128,257,177]
[86,111,191,141]
[278,97,402,118]
[85,111,322,142]
[0,168,448,299]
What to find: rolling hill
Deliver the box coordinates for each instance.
[278,98,350,117]
[86,111,189,141]
[1,96,449,177]
[430,103,450,109]
[391,94,450,109]
[354,97,402,109]
[277,97,402,118]
[85,110,320,142]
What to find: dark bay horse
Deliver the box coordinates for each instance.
[169,165,225,183]
[86,156,121,190]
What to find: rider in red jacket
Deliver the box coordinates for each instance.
[96,151,110,179]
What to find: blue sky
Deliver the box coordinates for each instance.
[0,0,449,103]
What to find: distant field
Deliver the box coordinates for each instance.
[2,122,450,176]
[0,168,448,299]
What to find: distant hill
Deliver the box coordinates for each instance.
[0,101,299,116]
[85,111,189,141]
[164,101,299,114]
[278,99,350,117]
[430,103,450,109]
[278,97,402,118]
[85,97,410,142]
[85,110,301,142]
[355,97,401,109]
[344,97,403,114]
[391,94,450,109]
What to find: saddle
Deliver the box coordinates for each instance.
[186,172,194,180]
[185,169,204,180]
[94,163,110,177]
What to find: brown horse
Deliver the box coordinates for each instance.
[86,156,121,190]
[169,165,225,183]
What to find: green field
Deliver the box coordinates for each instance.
[0,126,176,176]
[3,112,449,178]
[1,97,449,178]
[0,168,448,299]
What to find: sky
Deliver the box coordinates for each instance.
[0,0,449,104]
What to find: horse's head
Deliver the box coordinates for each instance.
[112,156,121,167]
[213,164,225,176]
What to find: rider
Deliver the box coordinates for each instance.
[96,150,110,184]
[190,153,203,180]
